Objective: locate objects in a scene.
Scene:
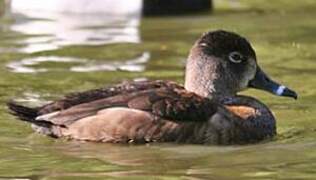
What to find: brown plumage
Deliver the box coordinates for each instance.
[7,30,297,144]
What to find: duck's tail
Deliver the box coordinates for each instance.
[7,101,57,136]
[7,101,39,122]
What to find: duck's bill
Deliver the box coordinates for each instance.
[248,67,298,99]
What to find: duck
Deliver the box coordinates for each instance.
[7,30,297,145]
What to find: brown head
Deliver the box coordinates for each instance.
[185,30,297,100]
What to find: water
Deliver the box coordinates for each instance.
[1,0,316,179]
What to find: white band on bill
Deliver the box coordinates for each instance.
[275,85,286,96]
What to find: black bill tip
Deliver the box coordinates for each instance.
[273,85,298,100]
[282,87,298,100]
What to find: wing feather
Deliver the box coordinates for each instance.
[38,80,182,115]
[36,81,217,127]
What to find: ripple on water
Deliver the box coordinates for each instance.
[12,92,52,107]
[71,52,150,72]
[0,1,142,53]
[6,52,150,73]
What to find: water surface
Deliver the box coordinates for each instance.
[1,0,316,179]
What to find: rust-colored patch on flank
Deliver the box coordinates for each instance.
[225,105,257,120]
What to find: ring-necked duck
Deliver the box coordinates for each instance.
[8,30,297,144]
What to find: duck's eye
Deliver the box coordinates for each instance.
[228,51,243,63]
[199,43,208,47]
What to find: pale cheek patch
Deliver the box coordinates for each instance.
[274,85,286,96]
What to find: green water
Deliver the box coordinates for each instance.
[1,0,316,179]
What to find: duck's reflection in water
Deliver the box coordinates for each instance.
[36,140,248,179]
[45,141,215,179]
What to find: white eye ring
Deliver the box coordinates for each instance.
[228,51,243,63]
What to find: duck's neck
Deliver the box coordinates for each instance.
[184,47,236,99]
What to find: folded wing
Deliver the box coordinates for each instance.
[36,81,218,127]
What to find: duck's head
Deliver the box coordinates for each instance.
[185,30,297,99]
